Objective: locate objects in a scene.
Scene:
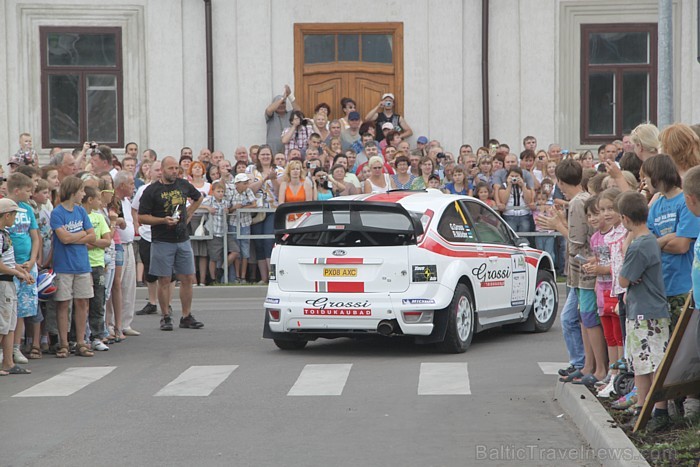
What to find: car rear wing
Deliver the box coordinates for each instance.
[273,201,424,242]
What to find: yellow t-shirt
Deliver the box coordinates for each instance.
[88,211,110,268]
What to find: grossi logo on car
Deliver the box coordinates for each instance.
[471,263,510,287]
[303,297,372,317]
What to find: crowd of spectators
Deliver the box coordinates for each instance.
[2,84,700,436]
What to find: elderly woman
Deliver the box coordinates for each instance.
[390,155,416,189]
[328,163,356,197]
[363,156,395,193]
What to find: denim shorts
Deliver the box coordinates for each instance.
[115,243,125,267]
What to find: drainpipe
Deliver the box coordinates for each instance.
[204,0,214,150]
[657,0,673,128]
[481,0,490,145]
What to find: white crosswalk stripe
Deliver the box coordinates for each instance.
[287,364,352,396]
[537,362,570,375]
[155,365,238,396]
[13,367,116,397]
[417,362,471,395]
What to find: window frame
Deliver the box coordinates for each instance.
[580,23,657,144]
[40,26,124,149]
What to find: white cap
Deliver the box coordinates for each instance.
[381,122,394,131]
[381,93,395,101]
[0,198,26,214]
[234,173,249,184]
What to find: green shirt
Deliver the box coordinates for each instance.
[88,211,110,268]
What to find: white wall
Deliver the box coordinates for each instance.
[1,0,698,163]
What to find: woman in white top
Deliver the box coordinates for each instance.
[338,97,357,130]
[497,166,534,236]
[363,155,396,194]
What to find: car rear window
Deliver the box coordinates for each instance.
[275,202,420,247]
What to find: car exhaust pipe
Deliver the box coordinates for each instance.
[377,319,397,336]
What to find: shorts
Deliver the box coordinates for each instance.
[229,225,250,259]
[149,240,196,277]
[576,288,600,328]
[207,236,240,262]
[666,293,688,333]
[625,317,670,375]
[54,273,94,301]
[0,281,17,335]
[115,243,124,267]
[14,264,38,318]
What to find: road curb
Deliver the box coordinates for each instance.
[135,285,268,301]
[554,381,649,467]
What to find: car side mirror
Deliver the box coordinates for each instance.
[514,237,529,247]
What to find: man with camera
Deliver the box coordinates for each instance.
[365,93,413,143]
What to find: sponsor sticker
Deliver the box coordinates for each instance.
[512,254,527,273]
[264,297,280,304]
[511,272,527,306]
[402,298,436,305]
[412,265,437,282]
[303,308,372,316]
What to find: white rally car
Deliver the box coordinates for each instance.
[263,190,558,353]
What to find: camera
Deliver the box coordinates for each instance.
[436,152,445,159]
[306,161,317,169]
[510,177,519,184]
[384,101,393,108]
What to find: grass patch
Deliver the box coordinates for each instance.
[599,394,700,466]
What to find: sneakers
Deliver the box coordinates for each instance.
[136,302,158,315]
[13,347,28,364]
[558,365,578,377]
[91,340,109,351]
[645,413,671,432]
[160,315,174,331]
[179,314,204,329]
[597,379,616,398]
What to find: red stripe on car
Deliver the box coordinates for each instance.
[326,282,365,293]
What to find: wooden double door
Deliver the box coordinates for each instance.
[294,23,404,121]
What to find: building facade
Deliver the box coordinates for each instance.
[1,0,698,161]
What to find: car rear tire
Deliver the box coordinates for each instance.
[439,283,474,354]
[528,270,558,332]
[273,339,308,350]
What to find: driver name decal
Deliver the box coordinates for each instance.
[472,263,510,287]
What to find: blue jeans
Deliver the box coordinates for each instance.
[561,287,585,369]
[535,235,556,264]
[251,214,274,260]
[503,214,534,247]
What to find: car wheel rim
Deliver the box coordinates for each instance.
[534,280,555,323]
[456,295,472,341]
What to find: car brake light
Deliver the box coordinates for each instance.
[417,209,434,243]
[403,311,422,322]
[268,309,281,321]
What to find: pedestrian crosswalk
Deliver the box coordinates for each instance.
[4,362,560,399]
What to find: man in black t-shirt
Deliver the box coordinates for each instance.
[138,156,205,331]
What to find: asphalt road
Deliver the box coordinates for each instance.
[0,287,598,467]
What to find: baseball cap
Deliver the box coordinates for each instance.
[0,198,26,215]
[348,111,361,121]
[381,93,395,101]
[381,122,394,131]
[234,173,249,184]
[417,136,428,145]
[7,155,22,166]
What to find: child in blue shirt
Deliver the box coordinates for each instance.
[50,176,95,358]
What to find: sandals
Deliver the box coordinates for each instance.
[558,369,583,383]
[0,365,31,375]
[571,374,599,387]
[55,345,69,358]
[74,343,94,357]
[28,346,42,360]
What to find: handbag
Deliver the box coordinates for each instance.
[194,214,208,237]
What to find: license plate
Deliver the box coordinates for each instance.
[323,267,357,277]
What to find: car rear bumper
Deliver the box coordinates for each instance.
[264,282,454,337]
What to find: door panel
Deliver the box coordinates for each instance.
[353,73,396,115]
[303,74,345,119]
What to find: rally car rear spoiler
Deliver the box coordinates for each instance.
[273,201,424,237]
